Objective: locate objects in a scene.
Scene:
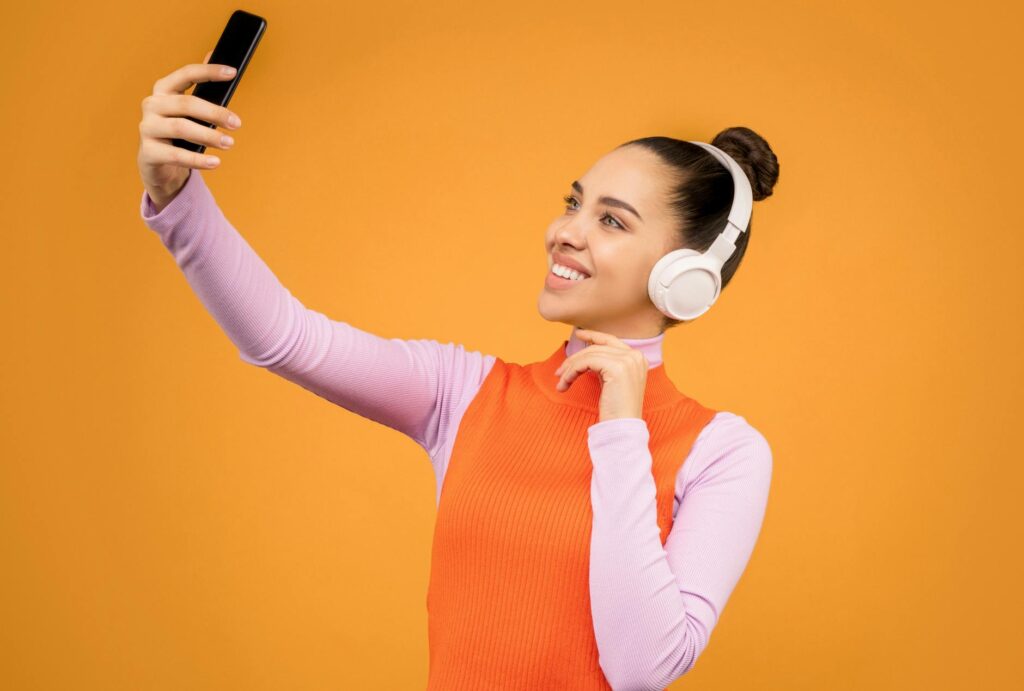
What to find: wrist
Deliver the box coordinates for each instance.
[145,172,190,213]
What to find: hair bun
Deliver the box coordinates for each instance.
[711,126,779,202]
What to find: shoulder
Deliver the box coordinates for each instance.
[675,411,773,497]
[697,411,771,456]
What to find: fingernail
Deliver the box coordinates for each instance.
[222,66,236,76]
[220,134,234,147]
[228,114,242,128]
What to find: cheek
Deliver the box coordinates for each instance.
[593,254,651,292]
[593,245,635,277]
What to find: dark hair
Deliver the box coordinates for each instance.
[618,126,780,331]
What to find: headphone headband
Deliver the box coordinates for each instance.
[647,140,756,322]
[685,141,754,260]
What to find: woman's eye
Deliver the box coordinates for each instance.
[603,214,624,229]
[561,194,624,230]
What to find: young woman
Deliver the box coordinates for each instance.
[137,57,778,690]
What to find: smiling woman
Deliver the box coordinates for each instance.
[537,126,780,336]
[138,108,777,688]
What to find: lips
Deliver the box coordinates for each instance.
[551,252,592,277]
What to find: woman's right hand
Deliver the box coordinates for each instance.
[137,50,243,210]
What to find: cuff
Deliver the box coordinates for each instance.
[139,168,208,232]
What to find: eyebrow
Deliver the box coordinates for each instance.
[571,180,643,222]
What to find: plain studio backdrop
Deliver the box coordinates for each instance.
[1,1,1021,689]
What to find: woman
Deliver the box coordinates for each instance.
[137,56,778,690]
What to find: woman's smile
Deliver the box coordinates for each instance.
[546,259,593,291]
[545,270,590,290]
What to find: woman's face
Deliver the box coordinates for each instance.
[537,144,680,338]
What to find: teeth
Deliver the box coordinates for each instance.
[552,263,588,281]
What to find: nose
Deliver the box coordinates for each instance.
[553,217,586,250]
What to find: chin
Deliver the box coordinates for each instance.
[536,293,567,322]
[537,294,585,326]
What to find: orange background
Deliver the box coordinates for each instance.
[2,1,1021,689]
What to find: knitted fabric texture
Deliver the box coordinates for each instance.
[425,340,718,689]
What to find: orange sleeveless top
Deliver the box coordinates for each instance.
[425,340,717,689]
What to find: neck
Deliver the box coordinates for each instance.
[565,325,664,369]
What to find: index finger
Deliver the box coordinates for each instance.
[153,60,237,96]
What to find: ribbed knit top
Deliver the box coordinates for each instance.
[139,169,773,689]
[425,341,717,689]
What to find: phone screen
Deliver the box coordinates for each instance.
[172,10,267,154]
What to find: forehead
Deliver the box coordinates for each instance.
[578,145,672,215]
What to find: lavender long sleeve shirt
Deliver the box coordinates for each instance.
[140,169,773,690]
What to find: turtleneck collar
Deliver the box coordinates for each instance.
[528,328,678,413]
[564,326,664,369]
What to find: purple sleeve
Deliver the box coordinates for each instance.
[587,411,773,689]
[139,168,496,463]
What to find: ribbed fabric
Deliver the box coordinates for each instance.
[425,341,717,689]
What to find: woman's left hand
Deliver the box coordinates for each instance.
[554,329,649,422]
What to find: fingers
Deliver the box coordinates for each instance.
[138,61,241,172]
[152,61,237,97]
[141,88,241,137]
[145,92,240,133]
[144,112,236,151]
[139,137,223,170]
[137,55,239,177]
[555,352,619,391]
[555,340,646,391]
[556,345,619,376]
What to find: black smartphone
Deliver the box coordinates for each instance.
[172,10,267,154]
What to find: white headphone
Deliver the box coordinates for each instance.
[648,141,753,321]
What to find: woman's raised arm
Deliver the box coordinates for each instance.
[139,167,495,458]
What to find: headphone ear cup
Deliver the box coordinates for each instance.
[648,249,723,321]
